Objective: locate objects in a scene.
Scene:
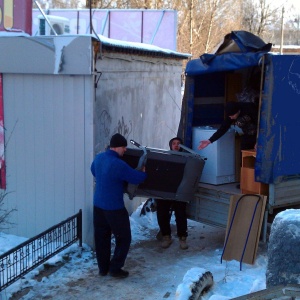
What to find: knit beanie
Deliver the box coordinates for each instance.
[169,137,183,150]
[110,133,127,148]
[225,101,240,116]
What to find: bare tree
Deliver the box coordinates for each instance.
[0,192,16,231]
[39,0,299,56]
[241,0,282,42]
[280,4,300,45]
[177,0,243,59]
[86,0,148,8]
[33,0,83,9]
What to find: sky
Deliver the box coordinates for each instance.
[0,202,272,300]
[278,0,300,10]
[78,0,300,9]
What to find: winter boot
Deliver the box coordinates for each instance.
[156,230,163,241]
[179,237,188,250]
[161,235,172,249]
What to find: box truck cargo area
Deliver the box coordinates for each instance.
[178,31,300,237]
[192,126,236,185]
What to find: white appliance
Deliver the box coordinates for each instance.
[38,15,70,36]
[192,126,235,185]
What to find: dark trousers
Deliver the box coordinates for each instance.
[156,199,188,238]
[93,206,131,274]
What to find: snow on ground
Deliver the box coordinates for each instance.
[0,203,268,300]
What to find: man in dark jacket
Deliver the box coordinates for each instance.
[91,133,147,279]
[198,101,258,151]
[156,137,189,250]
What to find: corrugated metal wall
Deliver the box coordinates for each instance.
[3,73,94,242]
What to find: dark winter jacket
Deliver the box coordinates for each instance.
[209,102,258,143]
[91,149,147,210]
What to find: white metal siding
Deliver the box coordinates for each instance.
[3,73,94,242]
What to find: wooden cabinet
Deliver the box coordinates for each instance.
[240,150,268,195]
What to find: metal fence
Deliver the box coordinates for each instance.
[0,209,82,292]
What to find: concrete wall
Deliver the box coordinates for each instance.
[94,51,183,213]
[94,52,183,152]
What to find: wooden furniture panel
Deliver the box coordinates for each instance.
[240,150,269,195]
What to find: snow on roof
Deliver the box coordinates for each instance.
[0,32,30,37]
[0,31,191,59]
[272,45,300,49]
[97,34,191,59]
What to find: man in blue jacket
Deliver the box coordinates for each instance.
[91,133,147,279]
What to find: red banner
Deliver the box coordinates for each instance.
[0,0,32,35]
[0,74,5,190]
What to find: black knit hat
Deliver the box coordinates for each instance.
[225,101,240,116]
[110,133,127,148]
[169,137,183,150]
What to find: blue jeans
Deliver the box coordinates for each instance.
[93,206,131,273]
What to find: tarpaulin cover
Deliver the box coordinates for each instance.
[255,54,300,183]
[185,30,272,76]
[180,31,300,184]
[185,51,266,76]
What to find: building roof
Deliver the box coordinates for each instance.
[97,34,191,59]
[0,33,190,75]
[271,45,300,54]
[0,31,191,60]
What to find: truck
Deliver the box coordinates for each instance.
[178,31,300,240]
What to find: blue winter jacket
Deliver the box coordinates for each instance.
[91,149,147,210]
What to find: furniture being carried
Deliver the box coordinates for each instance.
[122,142,205,203]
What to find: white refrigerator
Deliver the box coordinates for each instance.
[192,126,236,185]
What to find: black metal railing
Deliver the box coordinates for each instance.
[0,209,82,292]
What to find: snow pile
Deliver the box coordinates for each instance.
[266,209,300,287]
[175,267,213,300]
[0,201,272,299]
